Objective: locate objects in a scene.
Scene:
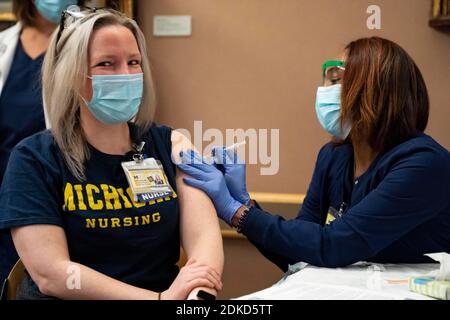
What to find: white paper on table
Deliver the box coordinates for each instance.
[236,262,439,300]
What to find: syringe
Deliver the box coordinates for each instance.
[223,140,246,151]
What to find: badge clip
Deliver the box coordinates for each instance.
[132,141,146,163]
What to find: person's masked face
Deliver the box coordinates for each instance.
[80,25,144,125]
[315,59,351,139]
[34,0,78,24]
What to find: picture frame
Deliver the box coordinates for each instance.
[429,0,450,28]
[0,0,14,22]
[116,0,135,19]
[88,0,136,19]
[0,0,14,31]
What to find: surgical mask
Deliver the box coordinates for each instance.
[315,84,351,139]
[83,73,143,125]
[34,0,77,24]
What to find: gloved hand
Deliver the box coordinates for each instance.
[212,146,251,206]
[177,149,242,225]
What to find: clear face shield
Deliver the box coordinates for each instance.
[321,60,346,87]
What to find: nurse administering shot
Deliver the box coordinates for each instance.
[178,37,450,270]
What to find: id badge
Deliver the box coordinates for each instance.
[122,157,174,203]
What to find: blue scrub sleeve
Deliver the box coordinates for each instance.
[294,145,327,224]
[242,148,449,268]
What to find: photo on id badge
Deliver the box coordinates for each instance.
[132,169,168,189]
[147,174,165,186]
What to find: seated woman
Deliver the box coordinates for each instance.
[178,37,450,269]
[0,7,223,300]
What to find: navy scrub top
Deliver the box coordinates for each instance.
[242,133,450,270]
[0,38,46,284]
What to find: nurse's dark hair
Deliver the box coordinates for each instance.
[12,0,86,26]
[341,37,429,153]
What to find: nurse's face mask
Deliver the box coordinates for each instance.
[315,60,351,139]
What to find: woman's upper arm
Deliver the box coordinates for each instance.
[171,131,223,269]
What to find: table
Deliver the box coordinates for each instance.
[236,262,439,300]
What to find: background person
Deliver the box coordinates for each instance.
[0,0,82,288]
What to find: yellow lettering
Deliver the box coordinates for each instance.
[74,184,87,210]
[101,184,122,210]
[141,215,151,225]
[111,218,121,228]
[84,215,162,229]
[117,188,133,209]
[63,183,76,211]
[86,184,103,210]
[123,217,132,227]
[98,218,108,228]
[152,212,161,223]
[86,219,96,228]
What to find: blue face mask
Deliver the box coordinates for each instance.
[34,0,77,24]
[84,73,144,125]
[315,84,351,139]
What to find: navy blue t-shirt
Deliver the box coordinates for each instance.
[0,38,45,285]
[0,124,180,294]
[243,133,450,270]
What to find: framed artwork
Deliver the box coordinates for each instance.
[87,0,136,19]
[429,0,450,28]
[0,0,14,31]
[115,0,136,19]
[0,0,14,21]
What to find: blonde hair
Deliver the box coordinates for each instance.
[42,9,155,181]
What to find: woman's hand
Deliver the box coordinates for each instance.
[212,146,251,206]
[161,259,222,300]
[177,149,242,224]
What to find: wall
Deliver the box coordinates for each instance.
[137,0,450,195]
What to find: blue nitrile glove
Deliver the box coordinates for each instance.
[212,146,251,206]
[177,149,242,225]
